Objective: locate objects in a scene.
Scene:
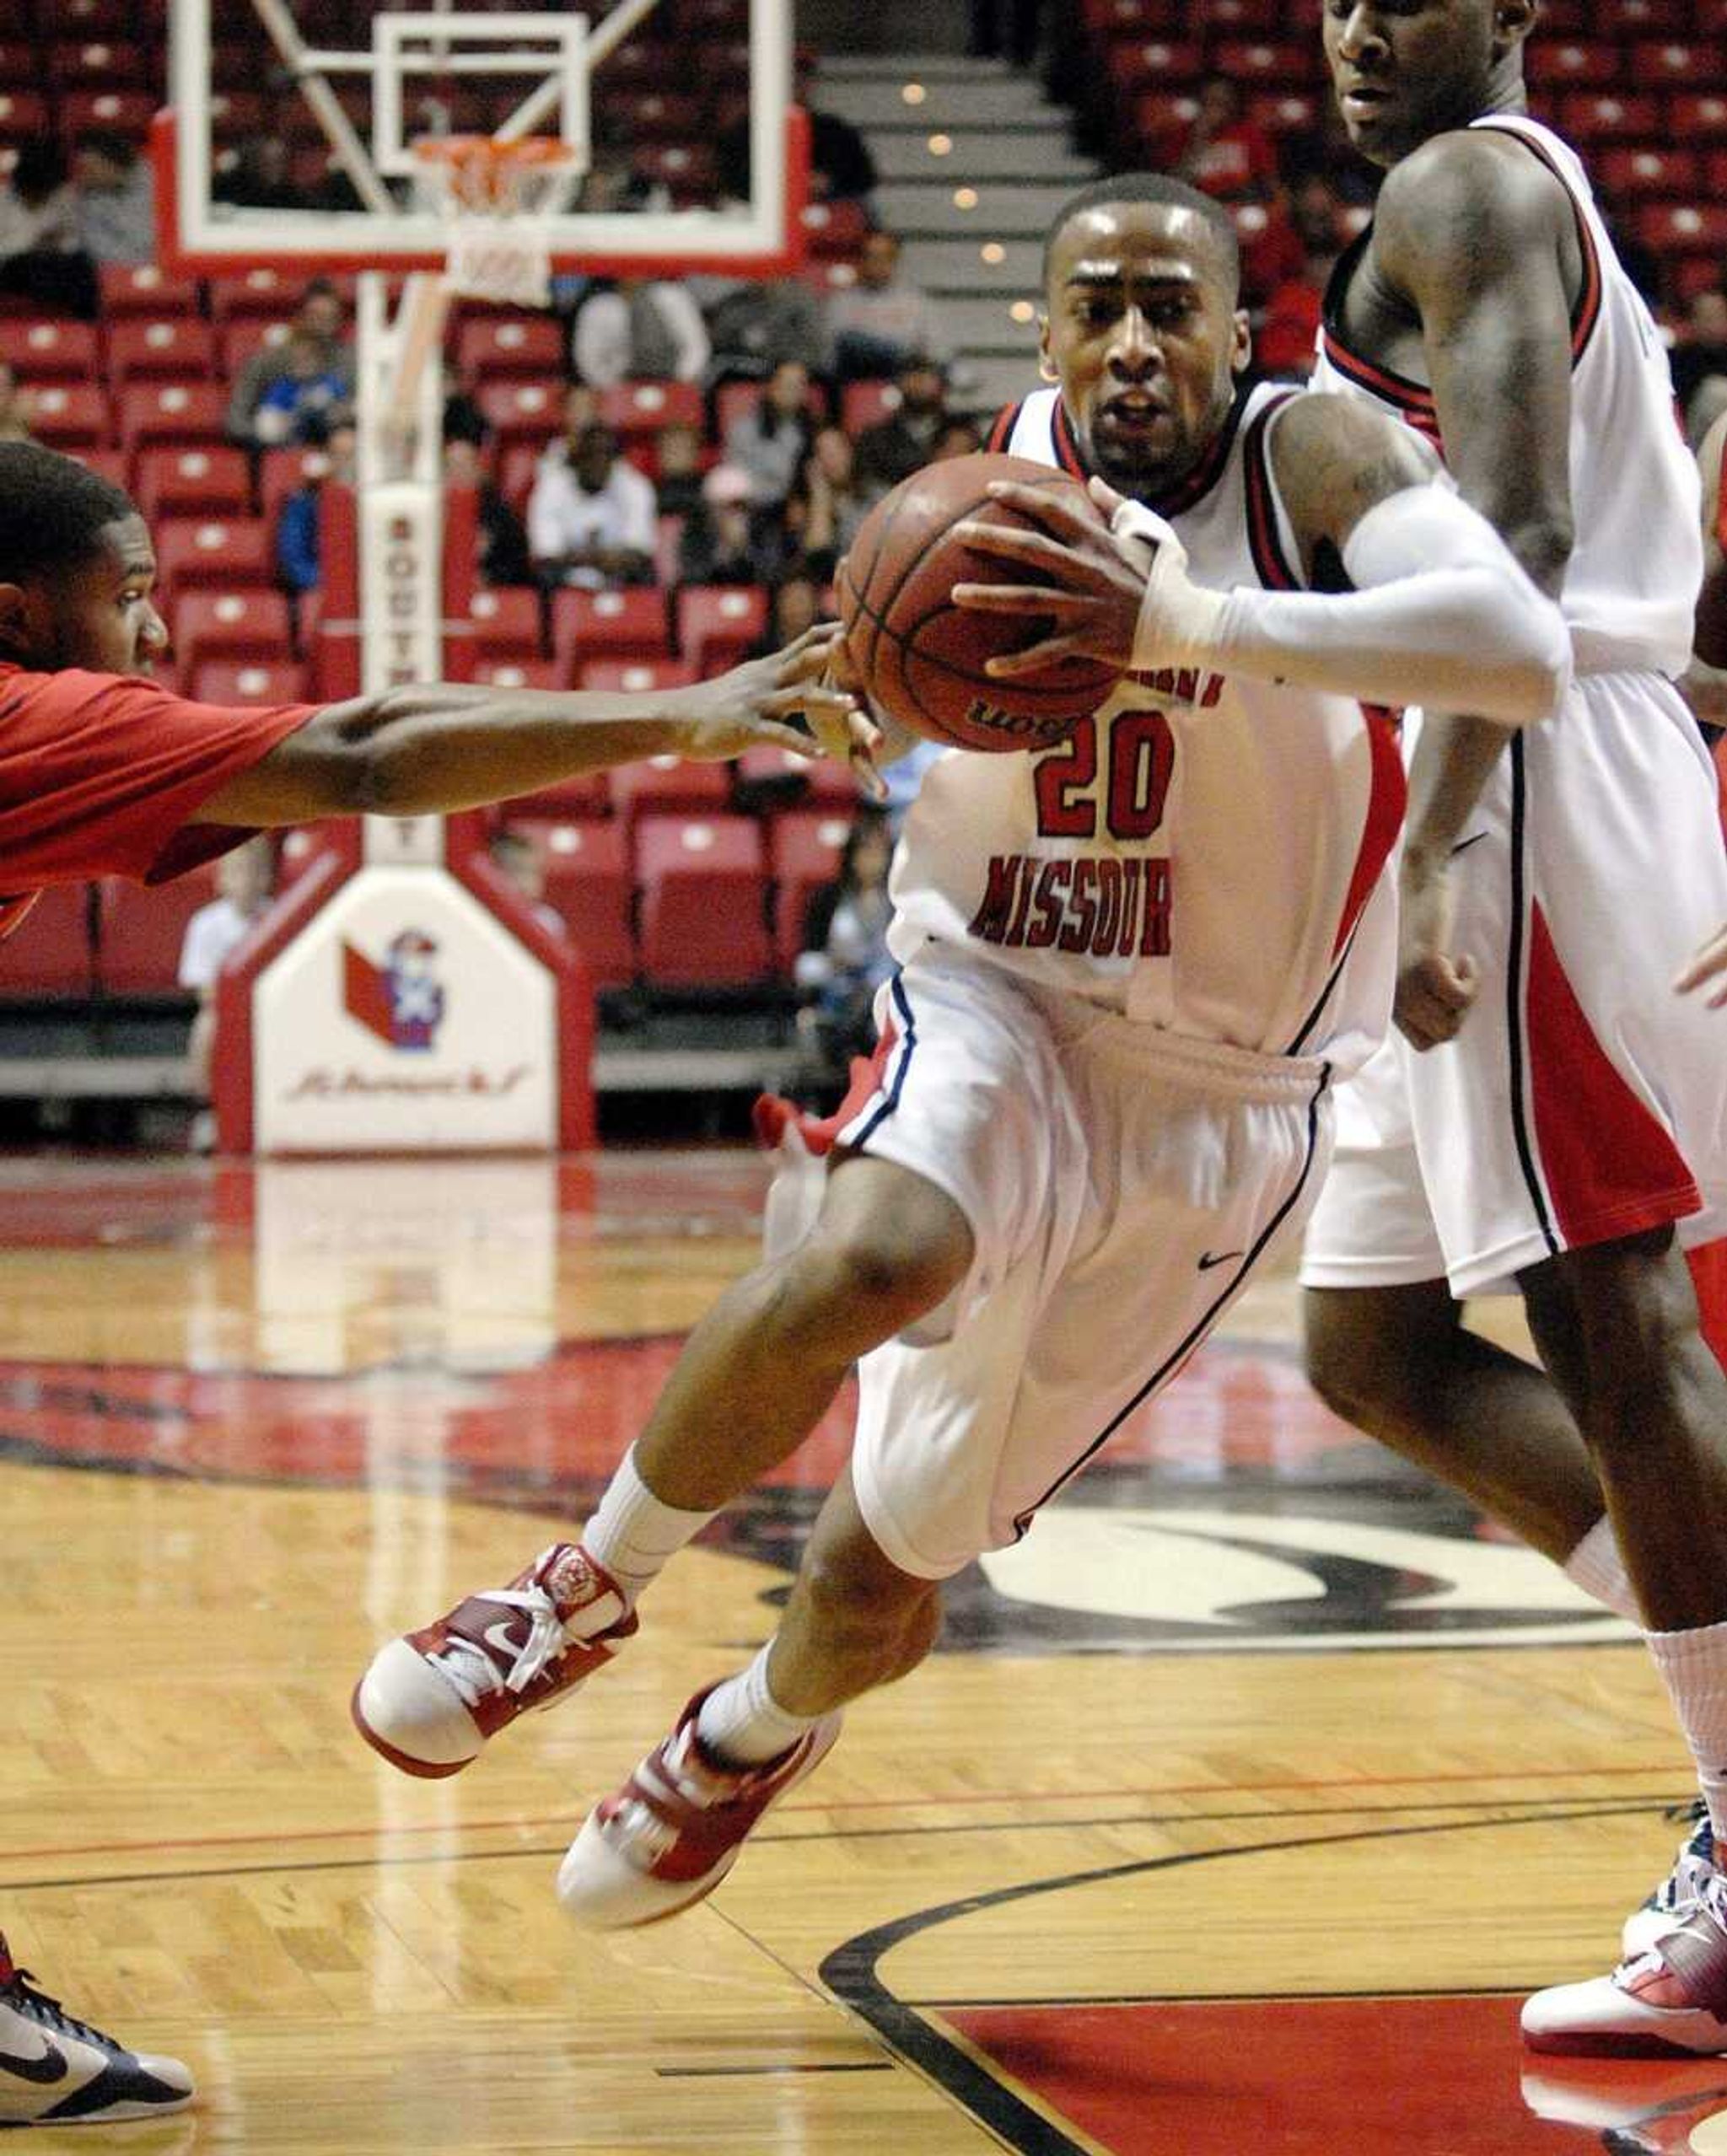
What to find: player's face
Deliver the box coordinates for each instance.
[56,517,169,676]
[1323,0,1529,167]
[1041,204,1249,499]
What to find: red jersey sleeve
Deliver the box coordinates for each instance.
[0,667,319,892]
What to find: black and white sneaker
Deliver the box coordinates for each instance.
[0,1934,192,2126]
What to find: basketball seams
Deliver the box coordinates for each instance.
[838,453,1114,753]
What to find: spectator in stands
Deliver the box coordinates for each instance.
[72,132,154,266]
[654,419,707,519]
[1674,288,1727,438]
[716,47,877,212]
[275,422,356,595]
[571,277,710,390]
[445,435,533,589]
[0,363,34,445]
[798,424,871,577]
[533,384,603,477]
[826,227,950,382]
[214,135,304,212]
[1159,77,1279,209]
[794,802,895,1066]
[528,420,656,590]
[177,836,275,1153]
[677,462,785,587]
[854,353,950,496]
[251,331,356,448]
[1256,173,1349,380]
[749,568,825,659]
[227,280,354,449]
[0,137,97,318]
[697,273,830,385]
[489,830,566,941]
[724,359,815,512]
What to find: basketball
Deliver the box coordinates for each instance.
[837,453,1121,754]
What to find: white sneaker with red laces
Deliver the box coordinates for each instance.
[1525,1874,1727,2056]
[556,1687,843,1929]
[0,1937,191,2126]
[352,1543,636,1777]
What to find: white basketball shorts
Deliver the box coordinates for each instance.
[1303,671,1727,1298]
[833,949,1335,1579]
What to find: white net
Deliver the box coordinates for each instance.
[411,137,585,308]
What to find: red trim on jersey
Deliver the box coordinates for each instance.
[1316,330,1447,453]
[1473,121,1603,361]
[987,401,1022,454]
[1716,427,1727,555]
[1050,399,1089,481]
[1242,391,1301,592]
[1331,706,1406,960]
[1525,901,1701,1247]
[0,666,317,899]
[1688,1238,1727,1374]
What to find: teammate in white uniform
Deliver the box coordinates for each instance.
[1278,0,1727,2058]
[349,175,1566,1930]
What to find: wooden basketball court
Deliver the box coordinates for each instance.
[0,1150,1709,2153]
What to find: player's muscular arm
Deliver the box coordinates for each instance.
[1369,134,1580,1046]
[1689,408,1727,694]
[191,630,874,826]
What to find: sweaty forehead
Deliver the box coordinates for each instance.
[1048,202,1224,290]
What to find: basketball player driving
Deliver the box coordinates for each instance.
[352,174,1568,1936]
[982,0,1727,2063]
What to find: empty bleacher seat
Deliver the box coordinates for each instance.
[156,517,274,597]
[532,820,636,987]
[119,383,229,462]
[98,265,202,320]
[171,589,294,672]
[598,379,706,449]
[107,318,220,387]
[454,312,567,381]
[98,870,217,997]
[471,657,565,692]
[770,808,852,973]
[635,813,772,987]
[552,586,672,679]
[468,587,544,661]
[578,658,700,695]
[28,384,110,449]
[133,445,251,523]
[189,659,312,706]
[1629,40,1726,88]
[1597,145,1700,201]
[610,756,731,826]
[1557,92,1663,142]
[0,884,94,997]
[675,584,768,675]
[476,379,565,454]
[0,320,100,382]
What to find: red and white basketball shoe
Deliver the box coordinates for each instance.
[352,1543,636,1778]
[1525,1874,1727,2055]
[556,1687,842,1929]
[0,1937,192,2126]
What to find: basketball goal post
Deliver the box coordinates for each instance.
[156,0,805,1154]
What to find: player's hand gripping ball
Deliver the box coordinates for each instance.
[837,452,1120,753]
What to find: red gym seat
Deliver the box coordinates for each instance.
[133,445,251,523]
[610,757,731,826]
[0,320,99,382]
[770,808,853,973]
[189,659,312,706]
[170,590,294,672]
[577,659,699,695]
[27,384,110,449]
[533,820,636,987]
[98,265,202,320]
[98,870,218,997]
[598,379,706,450]
[634,813,772,987]
[0,884,94,997]
[107,319,220,388]
[470,657,565,693]
[468,587,544,662]
[454,312,567,381]
[156,517,275,598]
[675,584,768,675]
[119,383,230,463]
[551,587,672,680]
[476,379,566,454]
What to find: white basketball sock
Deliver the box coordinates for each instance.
[1646,1616,1727,1846]
[1561,1514,1639,1621]
[696,1645,820,1767]
[582,1445,718,1608]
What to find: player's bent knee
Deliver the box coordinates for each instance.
[1303,1282,1460,1430]
[805,1168,974,1331]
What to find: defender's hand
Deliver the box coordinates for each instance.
[670,625,878,769]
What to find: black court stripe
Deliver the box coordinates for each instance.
[1014,1062,1332,1530]
[848,972,917,1150]
[1504,735,1559,1258]
[818,1798,1665,2156]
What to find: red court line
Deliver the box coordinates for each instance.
[1,1760,1684,1870]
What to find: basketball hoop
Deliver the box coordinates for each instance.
[410,135,585,308]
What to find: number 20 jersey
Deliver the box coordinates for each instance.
[884,379,1405,1083]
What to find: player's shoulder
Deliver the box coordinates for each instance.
[1383,121,1573,234]
[1266,389,1441,555]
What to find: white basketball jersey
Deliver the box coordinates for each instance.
[885,379,1403,1078]
[1314,113,1701,675]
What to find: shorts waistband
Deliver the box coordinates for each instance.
[1030,992,1332,1102]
